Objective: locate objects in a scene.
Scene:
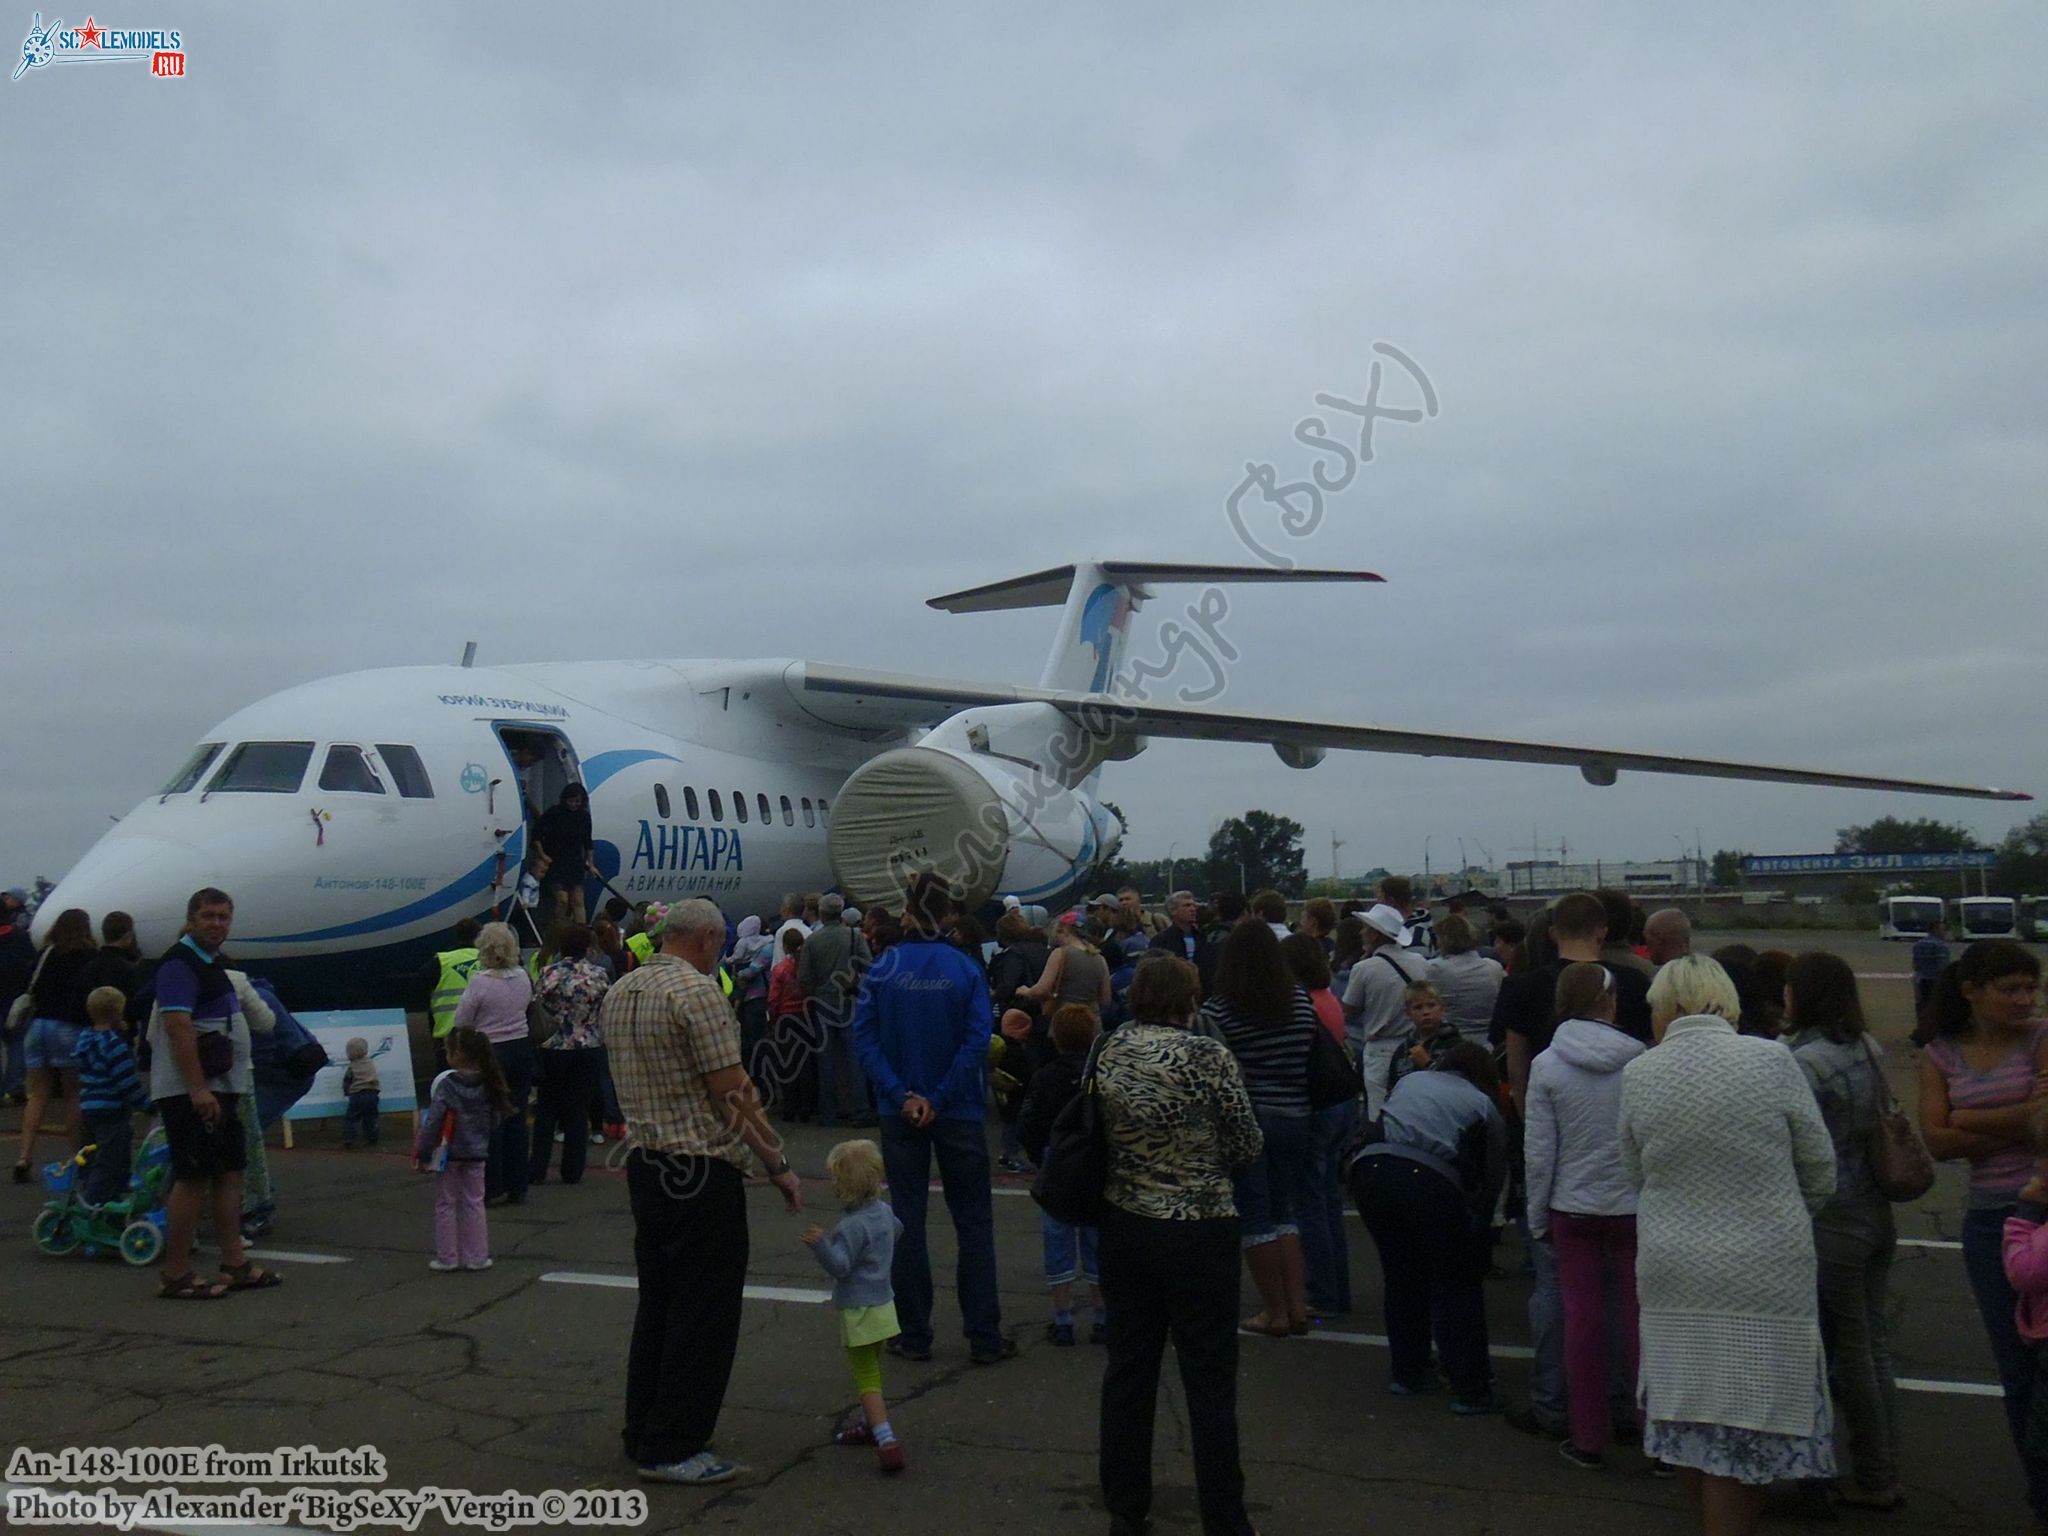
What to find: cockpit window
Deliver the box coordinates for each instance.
[161,743,224,795]
[375,745,434,799]
[206,741,314,794]
[319,745,386,795]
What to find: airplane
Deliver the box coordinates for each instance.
[34,562,2029,1009]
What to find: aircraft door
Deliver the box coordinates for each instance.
[491,724,586,923]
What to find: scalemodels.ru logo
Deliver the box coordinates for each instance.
[13,11,185,81]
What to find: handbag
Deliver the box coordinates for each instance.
[194,1027,236,1080]
[1031,1036,1110,1227]
[5,947,49,1035]
[1307,1024,1361,1111]
[1863,1039,1936,1202]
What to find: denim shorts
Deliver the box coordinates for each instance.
[1041,1211,1100,1287]
[24,1017,80,1071]
[1233,1109,1317,1248]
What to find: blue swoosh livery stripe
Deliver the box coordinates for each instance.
[243,827,526,944]
[582,749,682,793]
[1004,821,1098,902]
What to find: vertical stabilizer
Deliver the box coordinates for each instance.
[1038,562,1141,694]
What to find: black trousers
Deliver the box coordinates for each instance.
[1098,1206,1255,1536]
[529,1047,601,1184]
[623,1152,749,1466]
[1350,1153,1493,1402]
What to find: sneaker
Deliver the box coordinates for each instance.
[875,1439,905,1475]
[637,1452,736,1485]
[1089,1318,1108,1346]
[885,1338,932,1363]
[969,1337,1019,1366]
[463,1258,494,1271]
[1046,1321,1076,1347]
[996,1154,1033,1175]
[590,1131,606,1145]
[605,1122,627,1141]
[832,1409,873,1446]
[429,1259,460,1272]
[1559,1443,1604,1470]
[1448,1395,1500,1417]
[1504,1406,1567,1440]
[553,1131,566,1144]
[1386,1373,1441,1397]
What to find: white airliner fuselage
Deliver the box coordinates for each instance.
[36,562,2026,1009]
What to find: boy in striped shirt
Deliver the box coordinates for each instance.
[76,985,149,1205]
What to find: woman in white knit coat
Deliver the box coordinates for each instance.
[1619,955,1837,1536]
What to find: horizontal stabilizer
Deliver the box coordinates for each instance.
[927,562,1383,614]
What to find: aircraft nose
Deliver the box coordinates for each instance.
[36,830,211,953]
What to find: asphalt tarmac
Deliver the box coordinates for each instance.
[0,932,2029,1535]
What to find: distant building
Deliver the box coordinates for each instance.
[1501,858,1702,898]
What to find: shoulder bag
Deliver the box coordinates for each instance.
[1862,1038,1936,1203]
[1031,1035,1110,1226]
[5,946,49,1035]
[1307,1023,1361,1110]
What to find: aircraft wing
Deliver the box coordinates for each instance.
[786,662,2030,802]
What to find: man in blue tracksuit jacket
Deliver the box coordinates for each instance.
[852,873,1011,1364]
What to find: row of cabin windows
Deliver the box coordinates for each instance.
[651,784,828,829]
[160,742,434,799]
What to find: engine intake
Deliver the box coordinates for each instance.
[827,746,1119,912]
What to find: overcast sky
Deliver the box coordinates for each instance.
[6,4,2044,887]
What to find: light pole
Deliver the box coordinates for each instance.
[1423,835,1432,893]
[1165,842,1178,898]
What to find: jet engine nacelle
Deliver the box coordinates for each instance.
[827,745,1123,912]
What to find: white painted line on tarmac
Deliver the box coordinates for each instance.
[541,1270,831,1304]
[1304,1330,1999,1398]
[1898,1238,1963,1250]
[243,1247,352,1264]
[1853,972,1911,981]
[1896,1377,2004,1398]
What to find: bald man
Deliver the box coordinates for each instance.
[1643,908,1692,968]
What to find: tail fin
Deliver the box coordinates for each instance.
[927,561,1385,695]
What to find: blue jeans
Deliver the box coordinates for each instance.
[1233,1109,1315,1247]
[1041,1211,1100,1287]
[880,1114,1002,1354]
[1962,1203,2038,1500]
[342,1089,380,1145]
[1302,1100,1356,1313]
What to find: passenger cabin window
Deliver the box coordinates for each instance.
[819,797,830,822]
[161,743,224,795]
[801,797,816,828]
[757,792,771,824]
[683,786,700,820]
[207,741,315,794]
[318,745,385,794]
[780,794,795,826]
[375,745,434,799]
[708,789,724,822]
[733,791,749,824]
[655,785,671,819]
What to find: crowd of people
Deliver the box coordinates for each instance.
[3,871,2045,1535]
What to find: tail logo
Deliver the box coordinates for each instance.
[1077,584,1134,694]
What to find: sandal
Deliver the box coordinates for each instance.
[159,1271,230,1301]
[1239,1315,1290,1339]
[220,1260,283,1291]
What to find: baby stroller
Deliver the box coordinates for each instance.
[31,1125,173,1265]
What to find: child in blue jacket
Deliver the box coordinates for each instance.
[803,1138,908,1474]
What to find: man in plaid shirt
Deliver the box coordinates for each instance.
[602,897,804,1486]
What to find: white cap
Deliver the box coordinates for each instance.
[1002,895,1022,910]
[1359,903,1412,946]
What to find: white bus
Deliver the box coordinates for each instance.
[2020,896,2048,942]
[1878,895,1945,941]
[1950,896,2020,941]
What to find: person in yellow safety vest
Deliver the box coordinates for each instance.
[427,918,484,1038]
